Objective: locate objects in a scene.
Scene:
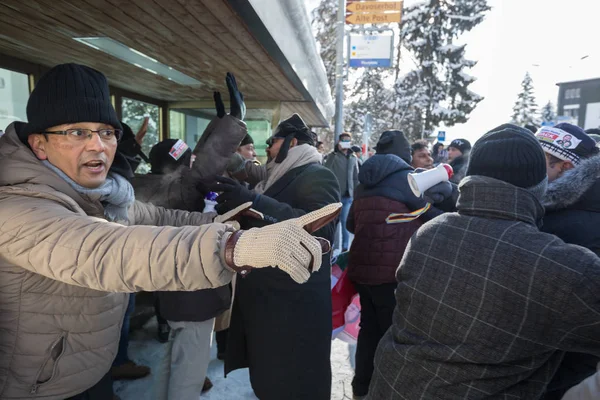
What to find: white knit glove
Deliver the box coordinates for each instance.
[223,203,342,283]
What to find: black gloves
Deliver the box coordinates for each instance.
[209,176,257,214]
[213,72,246,120]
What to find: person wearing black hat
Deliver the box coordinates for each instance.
[324,132,360,252]
[346,130,451,399]
[536,124,600,399]
[0,64,341,400]
[351,145,364,168]
[447,138,471,184]
[237,133,256,161]
[210,113,341,400]
[369,124,600,399]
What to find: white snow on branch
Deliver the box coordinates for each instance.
[448,14,480,21]
[458,71,476,82]
[438,44,463,53]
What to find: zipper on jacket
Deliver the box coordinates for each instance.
[30,333,67,395]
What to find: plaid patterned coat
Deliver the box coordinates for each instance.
[369,176,600,399]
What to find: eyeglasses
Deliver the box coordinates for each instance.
[42,129,123,143]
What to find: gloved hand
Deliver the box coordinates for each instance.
[424,180,453,204]
[209,176,257,214]
[214,92,225,118]
[213,72,246,120]
[227,72,246,120]
[223,203,342,283]
[214,202,264,227]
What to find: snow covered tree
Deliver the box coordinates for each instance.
[511,72,539,126]
[345,68,394,146]
[395,0,489,138]
[541,101,556,125]
[311,0,338,95]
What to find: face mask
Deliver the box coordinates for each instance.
[340,141,352,149]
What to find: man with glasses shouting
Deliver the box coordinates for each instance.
[0,63,340,400]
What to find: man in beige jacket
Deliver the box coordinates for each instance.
[0,63,339,400]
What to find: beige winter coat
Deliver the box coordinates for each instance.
[0,123,236,399]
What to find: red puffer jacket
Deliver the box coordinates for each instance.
[347,196,423,284]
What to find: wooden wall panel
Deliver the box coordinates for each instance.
[0,0,304,103]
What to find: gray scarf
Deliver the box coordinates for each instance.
[43,160,135,222]
[254,144,322,194]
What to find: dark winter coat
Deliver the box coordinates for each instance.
[225,162,340,400]
[369,176,600,400]
[346,154,443,285]
[543,154,600,255]
[540,155,600,398]
[324,148,359,197]
[131,116,248,322]
[449,150,470,184]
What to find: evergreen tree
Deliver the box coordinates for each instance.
[345,68,393,146]
[311,0,338,96]
[511,73,539,126]
[541,101,556,124]
[396,0,489,138]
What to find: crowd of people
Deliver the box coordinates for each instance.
[1,62,600,400]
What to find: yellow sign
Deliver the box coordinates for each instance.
[346,1,403,13]
[345,11,402,25]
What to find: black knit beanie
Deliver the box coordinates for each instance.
[467,124,547,188]
[240,134,254,147]
[448,138,472,154]
[149,139,192,174]
[375,130,412,164]
[20,63,121,139]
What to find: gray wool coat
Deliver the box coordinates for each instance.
[369,176,600,400]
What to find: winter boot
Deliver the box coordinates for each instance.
[111,360,151,380]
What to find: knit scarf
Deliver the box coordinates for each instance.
[43,160,135,222]
[254,144,322,194]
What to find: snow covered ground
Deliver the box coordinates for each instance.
[114,318,357,400]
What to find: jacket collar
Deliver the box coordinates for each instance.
[543,154,600,212]
[0,122,105,217]
[457,176,544,226]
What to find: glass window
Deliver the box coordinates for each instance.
[167,107,274,164]
[121,98,160,174]
[0,68,29,132]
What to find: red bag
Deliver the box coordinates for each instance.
[331,265,357,332]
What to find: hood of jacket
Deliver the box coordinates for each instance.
[450,150,470,169]
[457,175,544,227]
[359,154,412,187]
[0,122,104,217]
[543,154,600,213]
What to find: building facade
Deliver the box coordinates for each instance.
[557,78,600,129]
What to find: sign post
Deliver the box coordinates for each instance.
[437,131,446,142]
[349,33,394,68]
[346,1,403,25]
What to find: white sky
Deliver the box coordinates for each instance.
[305,0,599,143]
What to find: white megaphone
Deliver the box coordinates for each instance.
[407,164,454,197]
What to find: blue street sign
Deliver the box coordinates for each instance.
[437,131,446,141]
[349,59,392,67]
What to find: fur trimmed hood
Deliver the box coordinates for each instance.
[543,154,600,212]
